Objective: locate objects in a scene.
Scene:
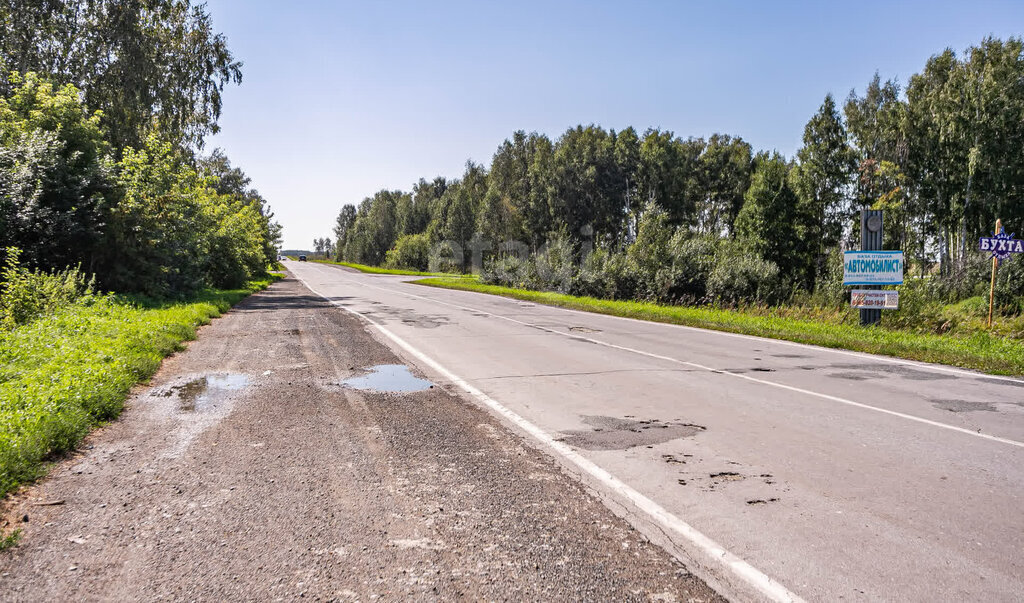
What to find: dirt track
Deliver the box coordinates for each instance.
[0,275,719,601]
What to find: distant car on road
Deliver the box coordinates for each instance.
[298,255,307,262]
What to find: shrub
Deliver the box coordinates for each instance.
[482,254,537,289]
[0,248,95,330]
[653,233,719,303]
[994,254,1024,315]
[925,252,992,304]
[626,201,674,298]
[571,248,616,298]
[809,248,848,308]
[533,233,577,294]
[385,233,431,271]
[884,278,944,331]
[706,241,783,305]
[428,241,463,273]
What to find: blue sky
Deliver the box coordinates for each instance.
[204,0,1024,250]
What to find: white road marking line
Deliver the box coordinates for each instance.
[325,263,1024,384]
[309,264,1024,450]
[296,271,805,603]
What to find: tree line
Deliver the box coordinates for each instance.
[0,0,280,297]
[331,37,1024,306]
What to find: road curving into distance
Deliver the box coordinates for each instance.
[288,259,1024,602]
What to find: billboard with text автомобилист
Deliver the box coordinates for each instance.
[843,251,904,286]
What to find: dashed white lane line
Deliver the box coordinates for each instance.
[306,264,1024,451]
[296,271,805,603]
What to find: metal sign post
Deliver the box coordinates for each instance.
[859,209,884,326]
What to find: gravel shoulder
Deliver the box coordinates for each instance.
[0,275,721,601]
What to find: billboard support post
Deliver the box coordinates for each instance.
[860,209,884,326]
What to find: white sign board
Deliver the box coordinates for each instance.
[851,289,899,310]
[843,251,904,285]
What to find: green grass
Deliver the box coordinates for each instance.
[414,277,1024,377]
[0,275,281,500]
[312,258,475,278]
[0,527,21,551]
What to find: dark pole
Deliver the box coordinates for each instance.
[860,209,883,326]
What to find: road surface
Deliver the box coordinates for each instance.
[0,276,720,601]
[286,260,1024,602]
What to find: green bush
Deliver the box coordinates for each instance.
[994,254,1024,314]
[885,278,944,331]
[656,234,719,303]
[482,254,536,289]
[533,233,576,294]
[571,248,618,298]
[707,242,783,305]
[1,248,95,330]
[385,233,431,271]
[925,252,992,304]
[809,248,847,308]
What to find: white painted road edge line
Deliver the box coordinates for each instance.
[316,265,1024,451]
[339,266,1024,384]
[297,274,805,603]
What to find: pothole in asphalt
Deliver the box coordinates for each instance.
[340,365,433,393]
[828,362,956,381]
[163,374,249,411]
[559,416,706,450]
[569,326,602,333]
[828,371,874,381]
[931,398,998,413]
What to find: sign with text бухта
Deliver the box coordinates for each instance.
[979,232,1022,262]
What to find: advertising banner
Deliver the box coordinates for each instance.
[851,289,899,310]
[843,251,904,286]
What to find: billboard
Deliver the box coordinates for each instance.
[843,251,904,286]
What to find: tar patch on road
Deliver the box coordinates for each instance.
[559,416,706,450]
[931,398,998,413]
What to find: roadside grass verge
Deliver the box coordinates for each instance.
[414,277,1024,377]
[0,527,21,551]
[0,275,281,501]
[312,259,474,278]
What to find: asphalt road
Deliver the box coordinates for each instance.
[0,275,720,601]
[287,260,1024,602]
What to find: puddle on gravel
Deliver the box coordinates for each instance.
[341,365,433,393]
[166,374,249,411]
[559,415,706,450]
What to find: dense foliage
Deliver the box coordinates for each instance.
[331,36,1024,316]
[0,0,241,151]
[0,1,279,297]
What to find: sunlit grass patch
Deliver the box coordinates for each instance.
[0,277,278,499]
